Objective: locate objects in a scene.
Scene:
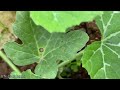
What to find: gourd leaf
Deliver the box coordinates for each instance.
[4,11,89,78]
[30,11,103,33]
[82,11,120,79]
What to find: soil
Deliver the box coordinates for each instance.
[0,20,101,79]
[0,11,16,50]
[73,66,90,79]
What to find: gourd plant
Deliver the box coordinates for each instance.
[1,11,120,79]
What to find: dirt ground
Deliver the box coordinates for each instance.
[0,11,16,50]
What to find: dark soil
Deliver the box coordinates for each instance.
[70,20,101,45]
[72,65,90,79]
[0,57,12,77]
[0,20,101,79]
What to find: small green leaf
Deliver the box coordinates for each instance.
[10,70,40,79]
[10,71,22,79]
[82,11,120,79]
[4,11,89,79]
[30,11,103,32]
[71,64,78,72]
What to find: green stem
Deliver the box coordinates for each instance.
[57,68,64,79]
[57,50,84,79]
[0,50,21,74]
[58,50,84,68]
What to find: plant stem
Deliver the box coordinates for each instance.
[0,50,21,74]
[58,50,84,68]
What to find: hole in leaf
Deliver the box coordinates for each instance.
[15,38,23,44]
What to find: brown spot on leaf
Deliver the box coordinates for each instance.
[39,48,44,52]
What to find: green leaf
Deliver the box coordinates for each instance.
[30,11,103,33]
[9,71,22,79]
[82,11,120,79]
[71,64,79,72]
[4,11,89,79]
[10,70,40,79]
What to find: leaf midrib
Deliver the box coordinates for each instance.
[42,32,84,59]
[90,11,118,78]
[30,19,40,56]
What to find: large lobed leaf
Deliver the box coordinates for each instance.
[82,11,120,79]
[30,11,103,33]
[4,11,89,79]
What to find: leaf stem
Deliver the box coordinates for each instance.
[0,50,21,74]
[58,50,84,68]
